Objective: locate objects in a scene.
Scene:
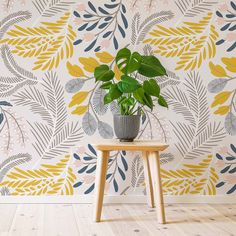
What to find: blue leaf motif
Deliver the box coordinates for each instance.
[73,153,80,160]
[84,183,95,194]
[118,167,126,180]
[121,155,128,171]
[88,144,97,156]
[0,113,3,125]
[0,101,12,106]
[88,1,97,13]
[73,182,83,188]
[113,178,118,192]
[78,165,88,173]
[230,144,236,153]
[227,184,236,194]
[85,39,97,52]
[86,165,96,173]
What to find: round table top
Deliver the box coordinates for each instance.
[93,139,168,151]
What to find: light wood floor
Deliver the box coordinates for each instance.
[0,203,235,236]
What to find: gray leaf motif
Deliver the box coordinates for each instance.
[110,101,119,115]
[225,112,236,135]
[92,88,108,115]
[98,121,114,139]
[65,79,85,93]
[208,79,228,93]
[82,112,97,136]
[33,0,76,17]
[0,153,32,182]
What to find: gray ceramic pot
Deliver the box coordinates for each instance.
[113,114,141,142]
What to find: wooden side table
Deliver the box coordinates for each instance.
[93,140,168,224]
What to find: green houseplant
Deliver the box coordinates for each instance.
[94,47,168,142]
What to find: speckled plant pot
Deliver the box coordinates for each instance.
[113,114,141,142]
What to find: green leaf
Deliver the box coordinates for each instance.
[118,96,127,104]
[138,56,167,77]
[133,88,153,110]
[115,48,142,75]
[104,84,122,104]
[117,75,141,93]
[158,95,168,108]
[143,79,160,97]
[94,65,114,82]
[100,81,112,89]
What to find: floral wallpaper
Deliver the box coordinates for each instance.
[0,0,235,197]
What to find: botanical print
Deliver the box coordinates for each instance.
[0,0,235,197]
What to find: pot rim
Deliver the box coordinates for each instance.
[113,114,141,117]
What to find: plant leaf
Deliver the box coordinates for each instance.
[94,65,114,82]
[143,79,160,97]
[117,75,141,93]
[115,48,142,74]
[104,84,122,104]
[133,87,153,110]
[158,95,168,108]
[138,55,167,77]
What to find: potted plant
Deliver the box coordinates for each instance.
[94,48,168,142]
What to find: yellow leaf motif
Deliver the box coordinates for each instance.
[222,57,236,73]
[161,155,219,195]
[72,105,88,115]
[0,12,76,71]
[95,51,114,63]
[79,57,100,72]
[209,62,227,77]
[211,91,232,108]
[214,106,230,115]
[0,155,76,196]
[144,12,219,71]
[69,91,89,107]
[114,64,123,80]
[66,61,85,77]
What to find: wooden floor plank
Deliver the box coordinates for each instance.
[0,203,235,236]
[43,204,79,236]
[73,204,115,236]
[8,204,44,236]
[0,204,17,234]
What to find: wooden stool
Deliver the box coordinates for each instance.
[93,140,168,224]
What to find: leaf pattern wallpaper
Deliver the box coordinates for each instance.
[0,0,235,197]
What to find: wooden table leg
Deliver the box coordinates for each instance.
[142,151,155,208]
[93,150,109,222]
[149,151,166,224]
